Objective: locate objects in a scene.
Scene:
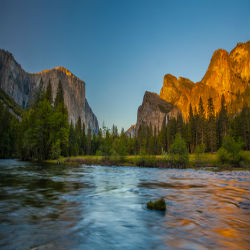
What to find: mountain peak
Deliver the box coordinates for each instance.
[159,41,250,119]
[34,66,73,77]
[54,66,73,76]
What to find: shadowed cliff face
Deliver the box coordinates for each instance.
[160,41,250,119]
[0,50,98,133]
[136,91,180,133]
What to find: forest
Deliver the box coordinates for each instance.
[0,81,249,167]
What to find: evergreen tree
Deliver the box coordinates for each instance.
[166,118,177,152]
[158,120,167,153]
[80,122,87,154]
[53,80,69,156]
[177,113,184,137]
[198,97,205,144]
[54,80,64,108]
[217,94,228,147]
[86,127,92,155]
[34,78,45,105]
[188,104,196,153]
[69,121,78,156]
[24,99,53,160]
[111,124,118,138]
[45,80,53,104]
[207,97,217,152]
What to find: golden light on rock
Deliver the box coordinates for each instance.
[159,41,250,120]
[33,66,73,77]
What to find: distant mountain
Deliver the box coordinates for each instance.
[135,41,250,132]
[0,50,99,133]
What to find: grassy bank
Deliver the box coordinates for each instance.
[46,151,250,170]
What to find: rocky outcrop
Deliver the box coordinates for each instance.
[134,41,249,132]
[125,124,136,138]
[160,41,250,119]
[136,91,180,133]
[0,49,99,132]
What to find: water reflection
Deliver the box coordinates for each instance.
[0,160,249,250]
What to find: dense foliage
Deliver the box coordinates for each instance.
[217,136,246,166]
[0,79,249,164]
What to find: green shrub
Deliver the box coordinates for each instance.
[194,144,206,165]
[217,136,245,166]
[136,155,157,167]
[95,150,103,156]
[147,198,166,211]
[109,152,125,164]
[238,151,250,168]
[194,144,206,154]
[169,134,189,167]
[217,147,231,164]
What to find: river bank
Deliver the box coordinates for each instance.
[45,152,250,170]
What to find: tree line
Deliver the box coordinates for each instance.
[0,81,249,160]
[137,95,249,155]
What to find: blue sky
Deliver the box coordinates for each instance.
[1,0,250,130]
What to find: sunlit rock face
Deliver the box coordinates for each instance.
[0,49,98,133]
[136,91,180,133]
[160,41,250,119]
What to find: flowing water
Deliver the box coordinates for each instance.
[0,159,249,250]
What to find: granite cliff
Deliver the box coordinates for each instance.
[136,91,180,133]
[160,41,250,119]
[135,41,249,133]
[0,49,99,133]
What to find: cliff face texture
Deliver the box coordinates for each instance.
[0,49,99,133]
[136,91,180,133]
[135,41,249,132]
[160,41,250,119]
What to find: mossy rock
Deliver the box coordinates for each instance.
[147,198,166,211]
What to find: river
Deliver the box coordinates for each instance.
[0,159,249,250]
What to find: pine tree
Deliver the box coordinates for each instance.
[188,104,196,153]
[166,118,177,152]
[54,80,64,108]
[86,126,92,155]
[52,80,69,156]
[177,113,184,137]
[158,119,167,153]
[45,80,53,104]
[217,94,228,147]
[207,97,217,152]
[80,122,86,154]
[198,97,205,144]
[69,121,78,156]
[23,99,54,160]
[34,78,45,105]
[75,117,83,154]
[111,124,118,138]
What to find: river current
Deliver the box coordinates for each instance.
[0,159,249,250]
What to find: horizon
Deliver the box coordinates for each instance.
[1,0,250,131]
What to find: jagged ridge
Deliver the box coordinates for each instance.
[160,41,250,119]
